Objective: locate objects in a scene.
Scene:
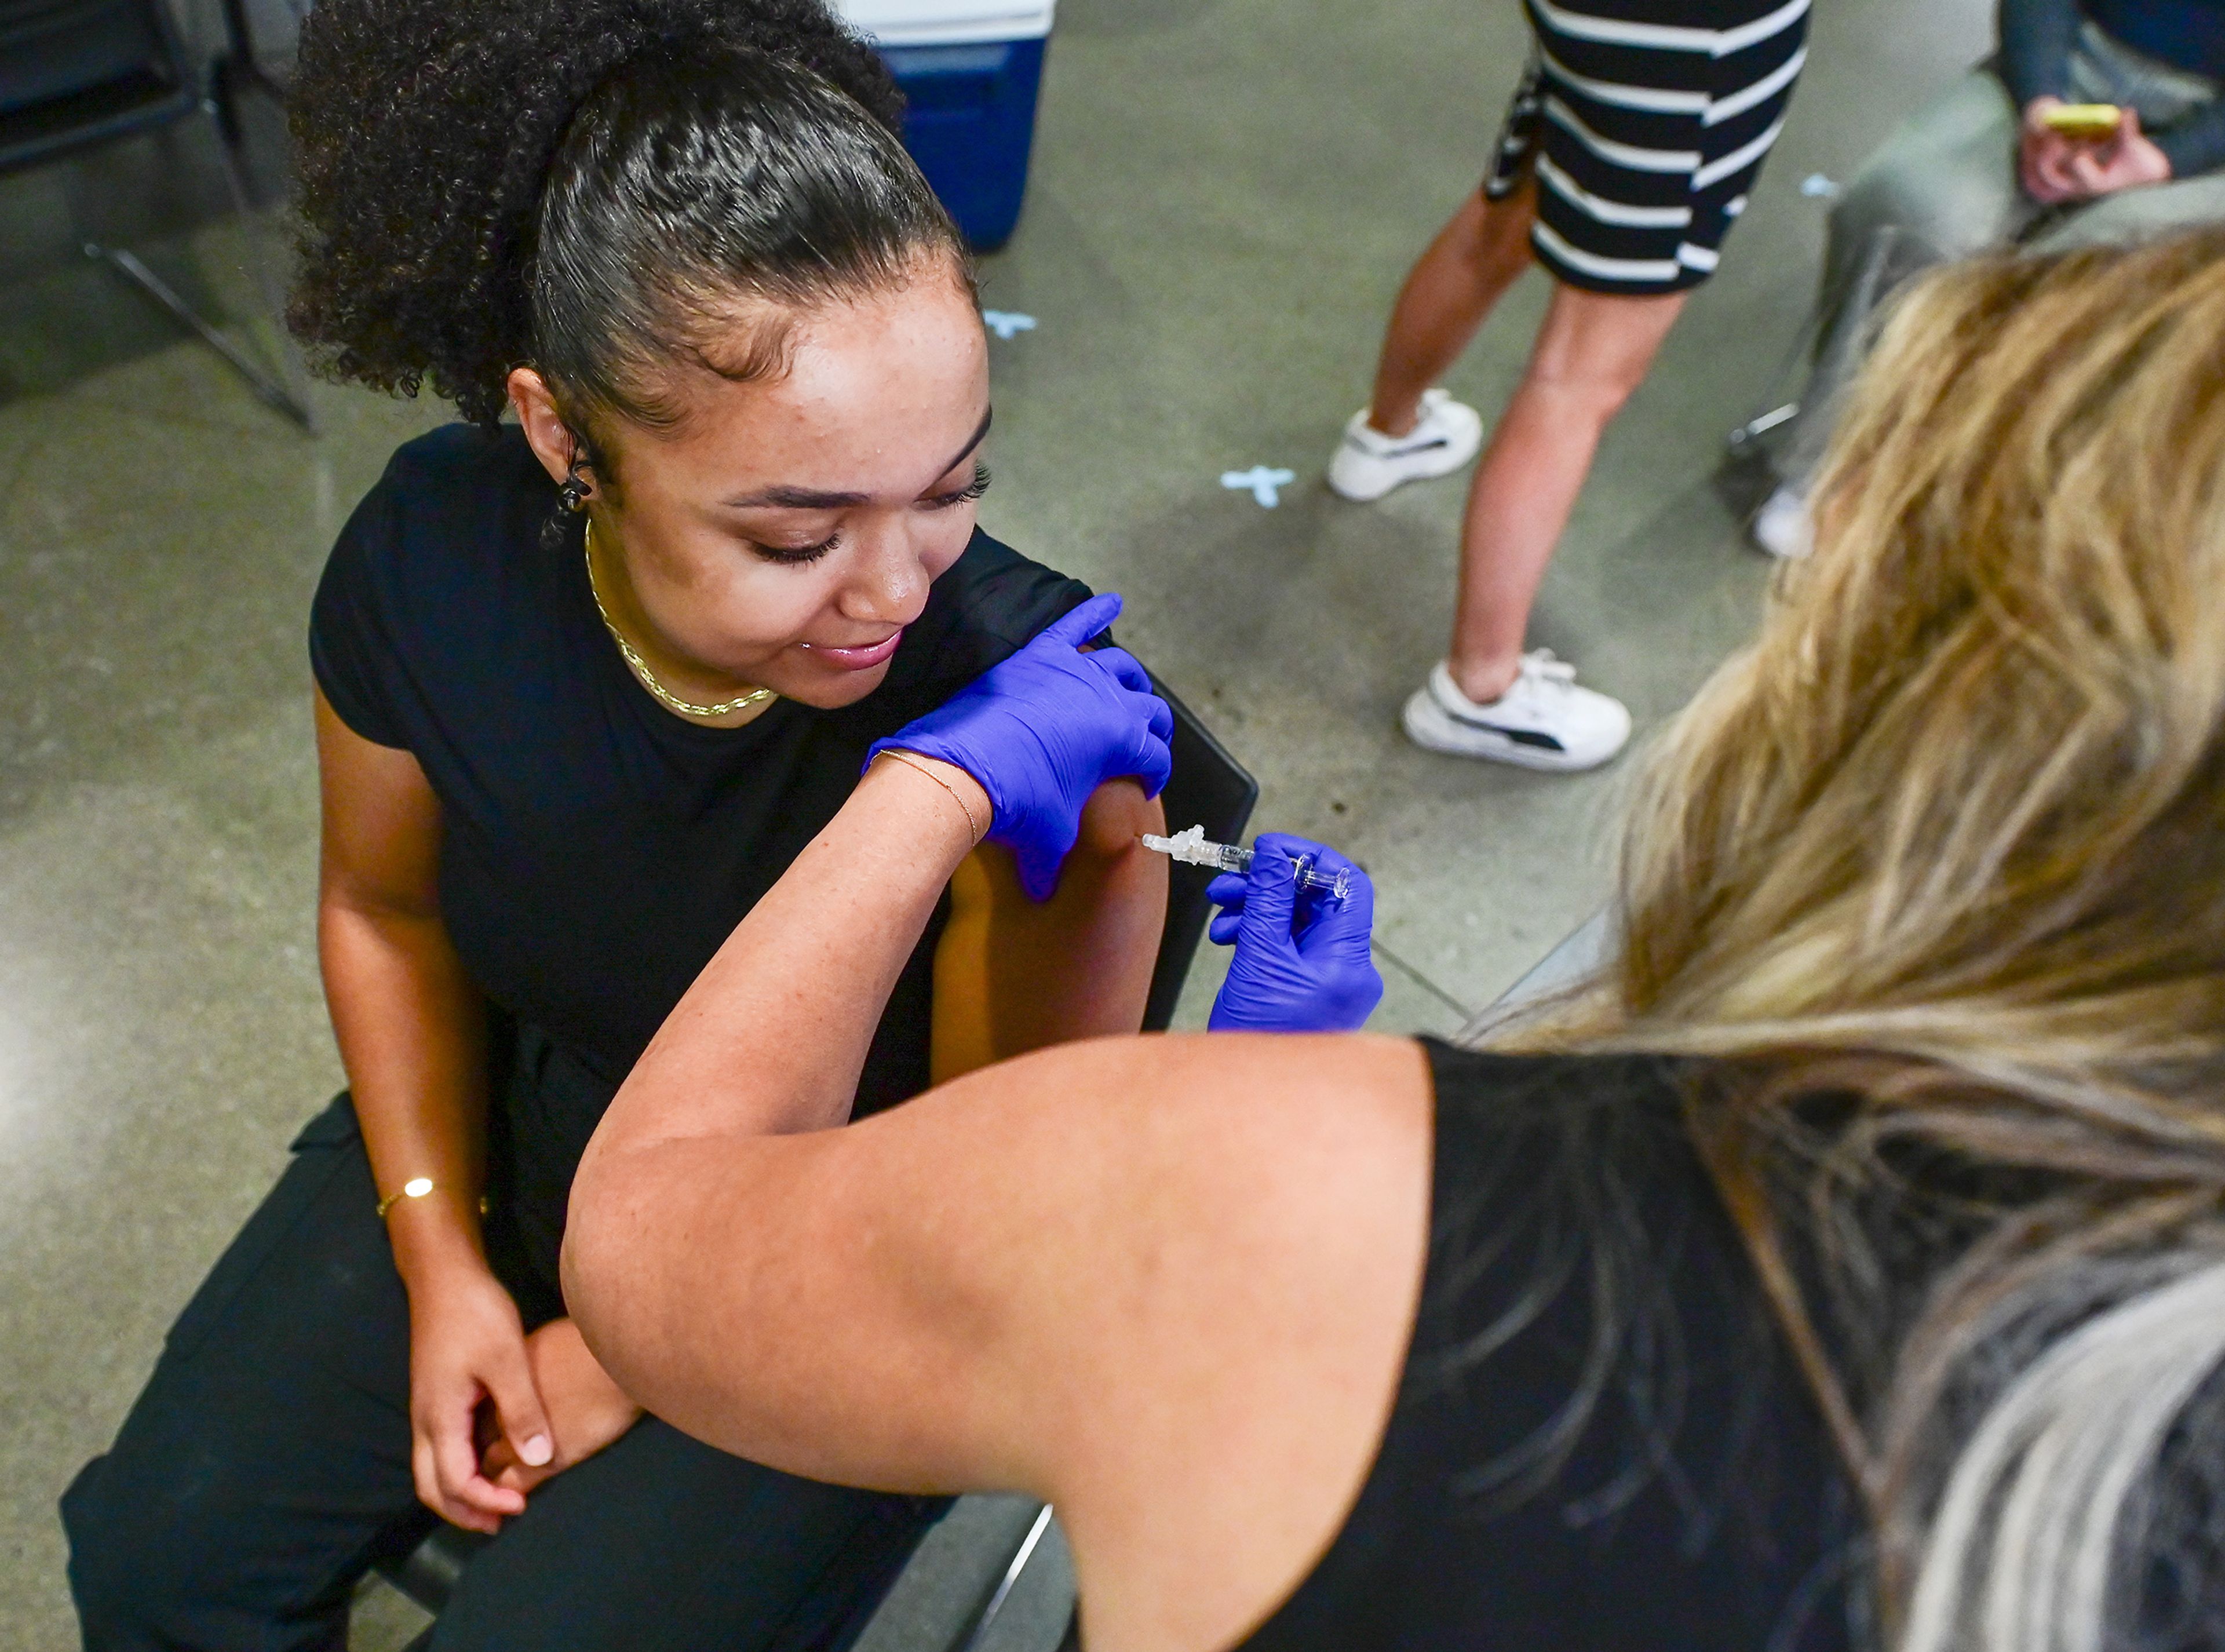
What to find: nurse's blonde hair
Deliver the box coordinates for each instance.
[1534,229,2225,1650]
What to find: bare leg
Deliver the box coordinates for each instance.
[1366,178,1538,437]
[1446,281,1687,703]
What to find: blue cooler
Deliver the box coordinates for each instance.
[837,0,1055,250]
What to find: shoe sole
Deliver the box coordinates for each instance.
[1400,690,1624,773]
[1327,413,1484,502]
[1750,490,1812,559]
[1750,522,1811,560]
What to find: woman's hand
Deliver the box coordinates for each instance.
[406,1264,553,1533]
[2022,99,2172,203]
[481,1318,643,1496]
[1206,834,1383,1034]
[2064,107,2172,196]
[869,593,1174,900]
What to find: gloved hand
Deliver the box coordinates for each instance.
[1207,833,1382,1033]
[869,593,1173,901]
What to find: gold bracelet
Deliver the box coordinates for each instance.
[879,749,987,844]
[375,1177,491,1220]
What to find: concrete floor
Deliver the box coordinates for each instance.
[0,0,1991,1646]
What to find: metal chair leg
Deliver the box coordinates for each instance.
[1723,291,1818,460]
[210,0,290,143]
[1725,399,1799,455]
[84,242,305,425]
[957,1502,1056,1652]
[201,97,316,429]
[1726,221,1904,466]
[86,99,315,429]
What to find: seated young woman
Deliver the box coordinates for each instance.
[57,1,1172,1646]
[567,230,2225,1652]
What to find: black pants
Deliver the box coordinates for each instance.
[60,1095,946,1651]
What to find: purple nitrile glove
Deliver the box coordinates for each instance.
[1206,833,1382,1033]
[868,593,1173,901]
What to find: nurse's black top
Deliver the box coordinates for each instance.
[311,424,1092,1285]
[1236,1043,1862,1652]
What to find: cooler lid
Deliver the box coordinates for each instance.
[834,0,1054,46]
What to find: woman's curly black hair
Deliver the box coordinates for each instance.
[287,0,965,432]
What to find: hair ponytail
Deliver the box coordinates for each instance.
[288,0,963,428]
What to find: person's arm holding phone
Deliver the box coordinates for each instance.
[2002,0,2198,201]
[2001,0,2103,200]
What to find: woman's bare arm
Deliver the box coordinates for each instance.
[565,752,1433,1652]
[320,690,620,1528]
[315,689,493,1286]
[931,781,1168,1081]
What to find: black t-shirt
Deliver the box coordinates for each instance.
[1236,1045,1861,1651]
[311,424,1092,1283]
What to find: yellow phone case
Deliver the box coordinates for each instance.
[2041,103,2124,142]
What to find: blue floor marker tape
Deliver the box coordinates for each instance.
[1221,466,1297,507]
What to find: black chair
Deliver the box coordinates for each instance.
[371,674,1257,1646]
[1140,673,1260,1034]
[1,0,312,425]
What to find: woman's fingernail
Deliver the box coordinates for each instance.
[520,1434,553,1467]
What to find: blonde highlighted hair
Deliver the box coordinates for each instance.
[1520,230,2225,1650]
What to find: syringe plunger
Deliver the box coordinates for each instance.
[1140,826,1354,901]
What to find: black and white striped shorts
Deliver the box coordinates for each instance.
[1484,0,1810,296]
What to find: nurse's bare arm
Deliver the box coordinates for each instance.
[566,760,1418,1646]
[570,1031,1429,1652]
[931,781,1168,1080]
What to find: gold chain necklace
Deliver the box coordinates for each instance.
[583,521,776,720]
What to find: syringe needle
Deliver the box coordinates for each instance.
[1139,827,1354,902]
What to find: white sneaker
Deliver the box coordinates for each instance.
[1402,654,1631,772]
[1326,389,1484,501]
[1752,482,1813,559]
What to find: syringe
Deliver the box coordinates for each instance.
[1140,825,1354,902]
